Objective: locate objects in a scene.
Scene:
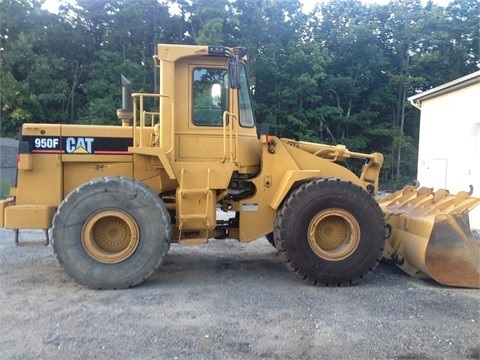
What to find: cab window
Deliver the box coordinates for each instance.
[192,68,228,126]
[238,64,255,128]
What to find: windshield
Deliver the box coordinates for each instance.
[238,64,255,128]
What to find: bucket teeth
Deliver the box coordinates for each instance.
[379,184,480,288]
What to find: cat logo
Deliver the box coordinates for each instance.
[66,137,94,154]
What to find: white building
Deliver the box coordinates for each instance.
[408,71,480,229]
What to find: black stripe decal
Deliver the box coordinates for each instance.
[22,135,133,154]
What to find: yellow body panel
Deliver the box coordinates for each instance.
[63,162,133,196]
[15,154,62,206]
[233,136,370,242]
[17,154,33,170]
[4,123,139,230]
[4,205,56,229]
[0,198,15,227]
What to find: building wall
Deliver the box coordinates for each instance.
[416,81,480,228]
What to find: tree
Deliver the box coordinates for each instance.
[444,0,479,76]
[1,0,68,136]
[1,0,476,188]
[236,0,318,139]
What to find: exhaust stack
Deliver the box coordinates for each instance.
[117,75,133,126]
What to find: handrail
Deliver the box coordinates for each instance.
[133,93,238,163]
[222,111,239,163]
[131,93,174,154]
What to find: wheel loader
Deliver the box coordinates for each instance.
[1,44,479,289]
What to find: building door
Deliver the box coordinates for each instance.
[431,158,448,190]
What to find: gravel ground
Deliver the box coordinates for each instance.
[1,229,479,360]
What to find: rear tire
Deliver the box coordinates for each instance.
[274,178,386,286]
[52,176,171,289]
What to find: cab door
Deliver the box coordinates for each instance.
[176,64,230,161]
[175,60,260,174]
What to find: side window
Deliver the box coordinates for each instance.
[193,68,228,126]
[238,64,255,128]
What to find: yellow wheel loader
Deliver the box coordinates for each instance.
[1,44,478,289]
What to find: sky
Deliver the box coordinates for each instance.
[42,0,69,13]
[300,0,453,12]
[42,0,454,14]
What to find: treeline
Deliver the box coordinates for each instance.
[0,0,478,186]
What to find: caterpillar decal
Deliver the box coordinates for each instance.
[22,135,132,155]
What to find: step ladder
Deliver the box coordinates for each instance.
[177,168,216,245]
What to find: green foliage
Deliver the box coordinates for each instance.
[0,178,12,199]
[1,0,477,183]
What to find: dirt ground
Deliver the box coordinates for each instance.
[0,228,479,360]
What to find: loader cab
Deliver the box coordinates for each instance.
[156,44,261,175]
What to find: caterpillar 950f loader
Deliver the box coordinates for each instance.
[1,44,479,289]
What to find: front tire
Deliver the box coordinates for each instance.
[274,178,386,286]
[52,177,171,289]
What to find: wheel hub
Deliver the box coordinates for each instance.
[82,210,139,264]
[307,209,360,261]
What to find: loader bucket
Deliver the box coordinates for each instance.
[378,184,480,288]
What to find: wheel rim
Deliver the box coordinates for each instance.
[82,210,140,264]
[307,208,360,261]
